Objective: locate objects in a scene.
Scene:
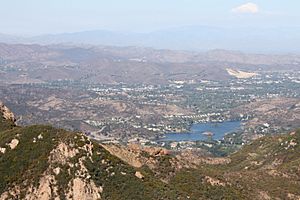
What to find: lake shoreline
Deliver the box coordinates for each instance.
[157,121,242,142]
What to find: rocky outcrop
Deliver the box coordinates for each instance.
[0,140,103,200]
[7,139,19,150]
[0,102,15,122]
[69,178,102,200]
[135,171,144,179]
[101,144,143,168]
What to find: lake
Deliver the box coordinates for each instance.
[159,121,241,142]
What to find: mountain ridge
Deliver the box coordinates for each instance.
[0,103,300,199]
[2,26,300,53]
[0,43,299,85]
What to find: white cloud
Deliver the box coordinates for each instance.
[232,2,259,14]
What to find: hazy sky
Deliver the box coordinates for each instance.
[1,0,300,35]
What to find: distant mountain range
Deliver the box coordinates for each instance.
[1,26,300,53]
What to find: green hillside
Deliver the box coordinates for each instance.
[0,113,179,199]
[1,105,300,200]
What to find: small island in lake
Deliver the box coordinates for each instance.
[202,131,214,137]
[158,121,241,142]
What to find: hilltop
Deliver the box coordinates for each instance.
[0,103,300,199]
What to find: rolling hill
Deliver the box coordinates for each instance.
[0,43,299,85]
[0,103,300,199]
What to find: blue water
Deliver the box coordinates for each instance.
[159,121,241,142]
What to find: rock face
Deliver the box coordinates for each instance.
[0,102,15,122]
[0,137,103,200]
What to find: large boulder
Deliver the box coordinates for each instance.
[0,101,15,122]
